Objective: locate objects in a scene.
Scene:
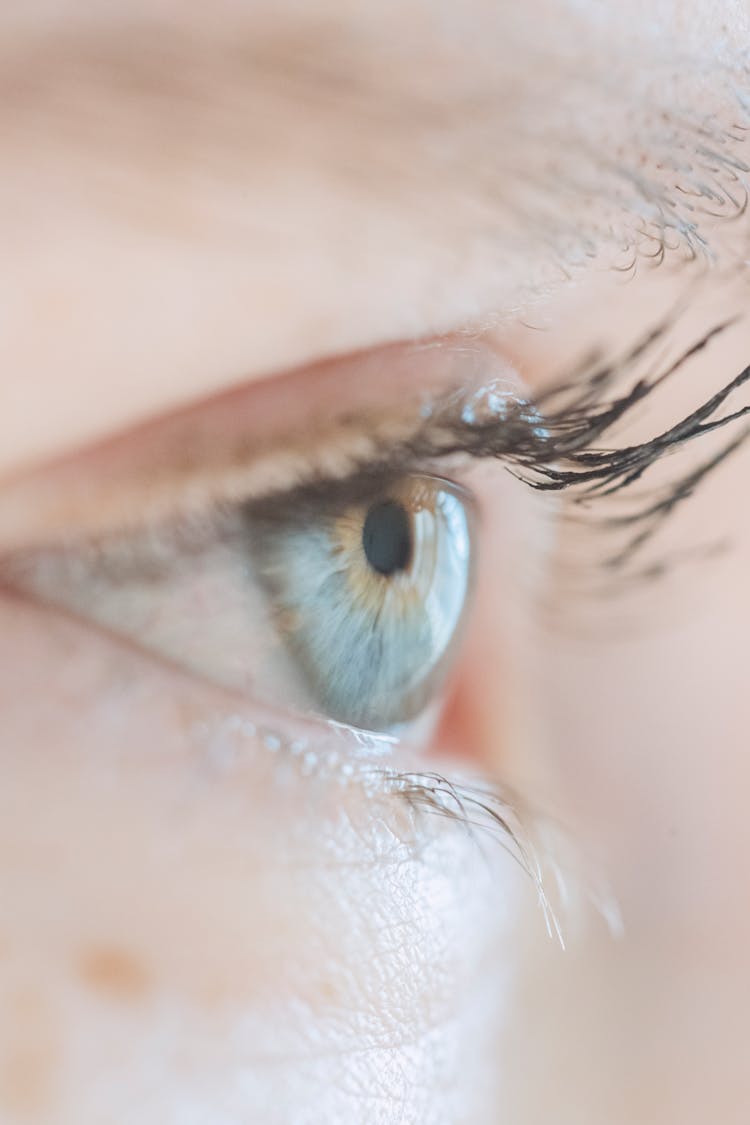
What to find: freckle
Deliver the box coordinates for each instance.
[0,984,59,1116]
[77,947,152,1002]
[318,978,340,1004]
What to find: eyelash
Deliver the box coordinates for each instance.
[525,314,750,575]
[383,767,567,944]
[301,311,749,877]
[250,311,749,590]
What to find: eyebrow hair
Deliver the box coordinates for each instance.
[1,5,749,485]
[2,9,749,275]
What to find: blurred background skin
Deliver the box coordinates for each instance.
[1,2,750,1122]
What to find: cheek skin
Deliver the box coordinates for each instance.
[477,278,750,1122]
[0,593,533,1124]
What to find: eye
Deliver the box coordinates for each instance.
[4,470,476,734]
[248,474,474,728]
[0,340,546,739]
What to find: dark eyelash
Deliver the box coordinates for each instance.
[249,311,749,579]
[508,316,750,570]
[516,319,744,484]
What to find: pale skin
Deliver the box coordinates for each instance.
[1,2,750,1123]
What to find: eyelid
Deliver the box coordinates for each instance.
[0,336,527,552]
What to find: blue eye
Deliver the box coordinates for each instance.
[3,471,475,735]
[248,475,475,729]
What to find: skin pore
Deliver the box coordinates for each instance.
[2,2,750,1123]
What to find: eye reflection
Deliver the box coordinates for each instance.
[248,475,475,729]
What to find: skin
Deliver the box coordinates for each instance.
[1,2,750,1122]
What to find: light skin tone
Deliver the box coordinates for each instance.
[1,2,750,1122]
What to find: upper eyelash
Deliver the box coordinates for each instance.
[521,316,750,570]
[3,307,743,585]
[246,312,749,578]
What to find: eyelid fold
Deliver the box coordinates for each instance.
[1,307,743,582]
[0,336,531,552]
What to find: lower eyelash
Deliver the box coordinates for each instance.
[192,709,617,948]
[391,769,627,945]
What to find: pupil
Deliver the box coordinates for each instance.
[362,500,413,577]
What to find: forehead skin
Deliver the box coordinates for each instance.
[0,0,749,474]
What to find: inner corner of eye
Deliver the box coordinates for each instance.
[251,471,476,733]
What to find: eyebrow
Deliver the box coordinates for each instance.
[1,6,749,483]
[2,11,749,266]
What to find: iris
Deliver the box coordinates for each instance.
[248,475,474,729]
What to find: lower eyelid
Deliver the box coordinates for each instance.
[0,586,386,818]
[1,445,558,832]
[0,584,417,784]
[0,578,474,807]
[1,583,601,963]
[0,585,527,862]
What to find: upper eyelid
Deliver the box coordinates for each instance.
[0,336,526,552]
[2,305,747,568]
